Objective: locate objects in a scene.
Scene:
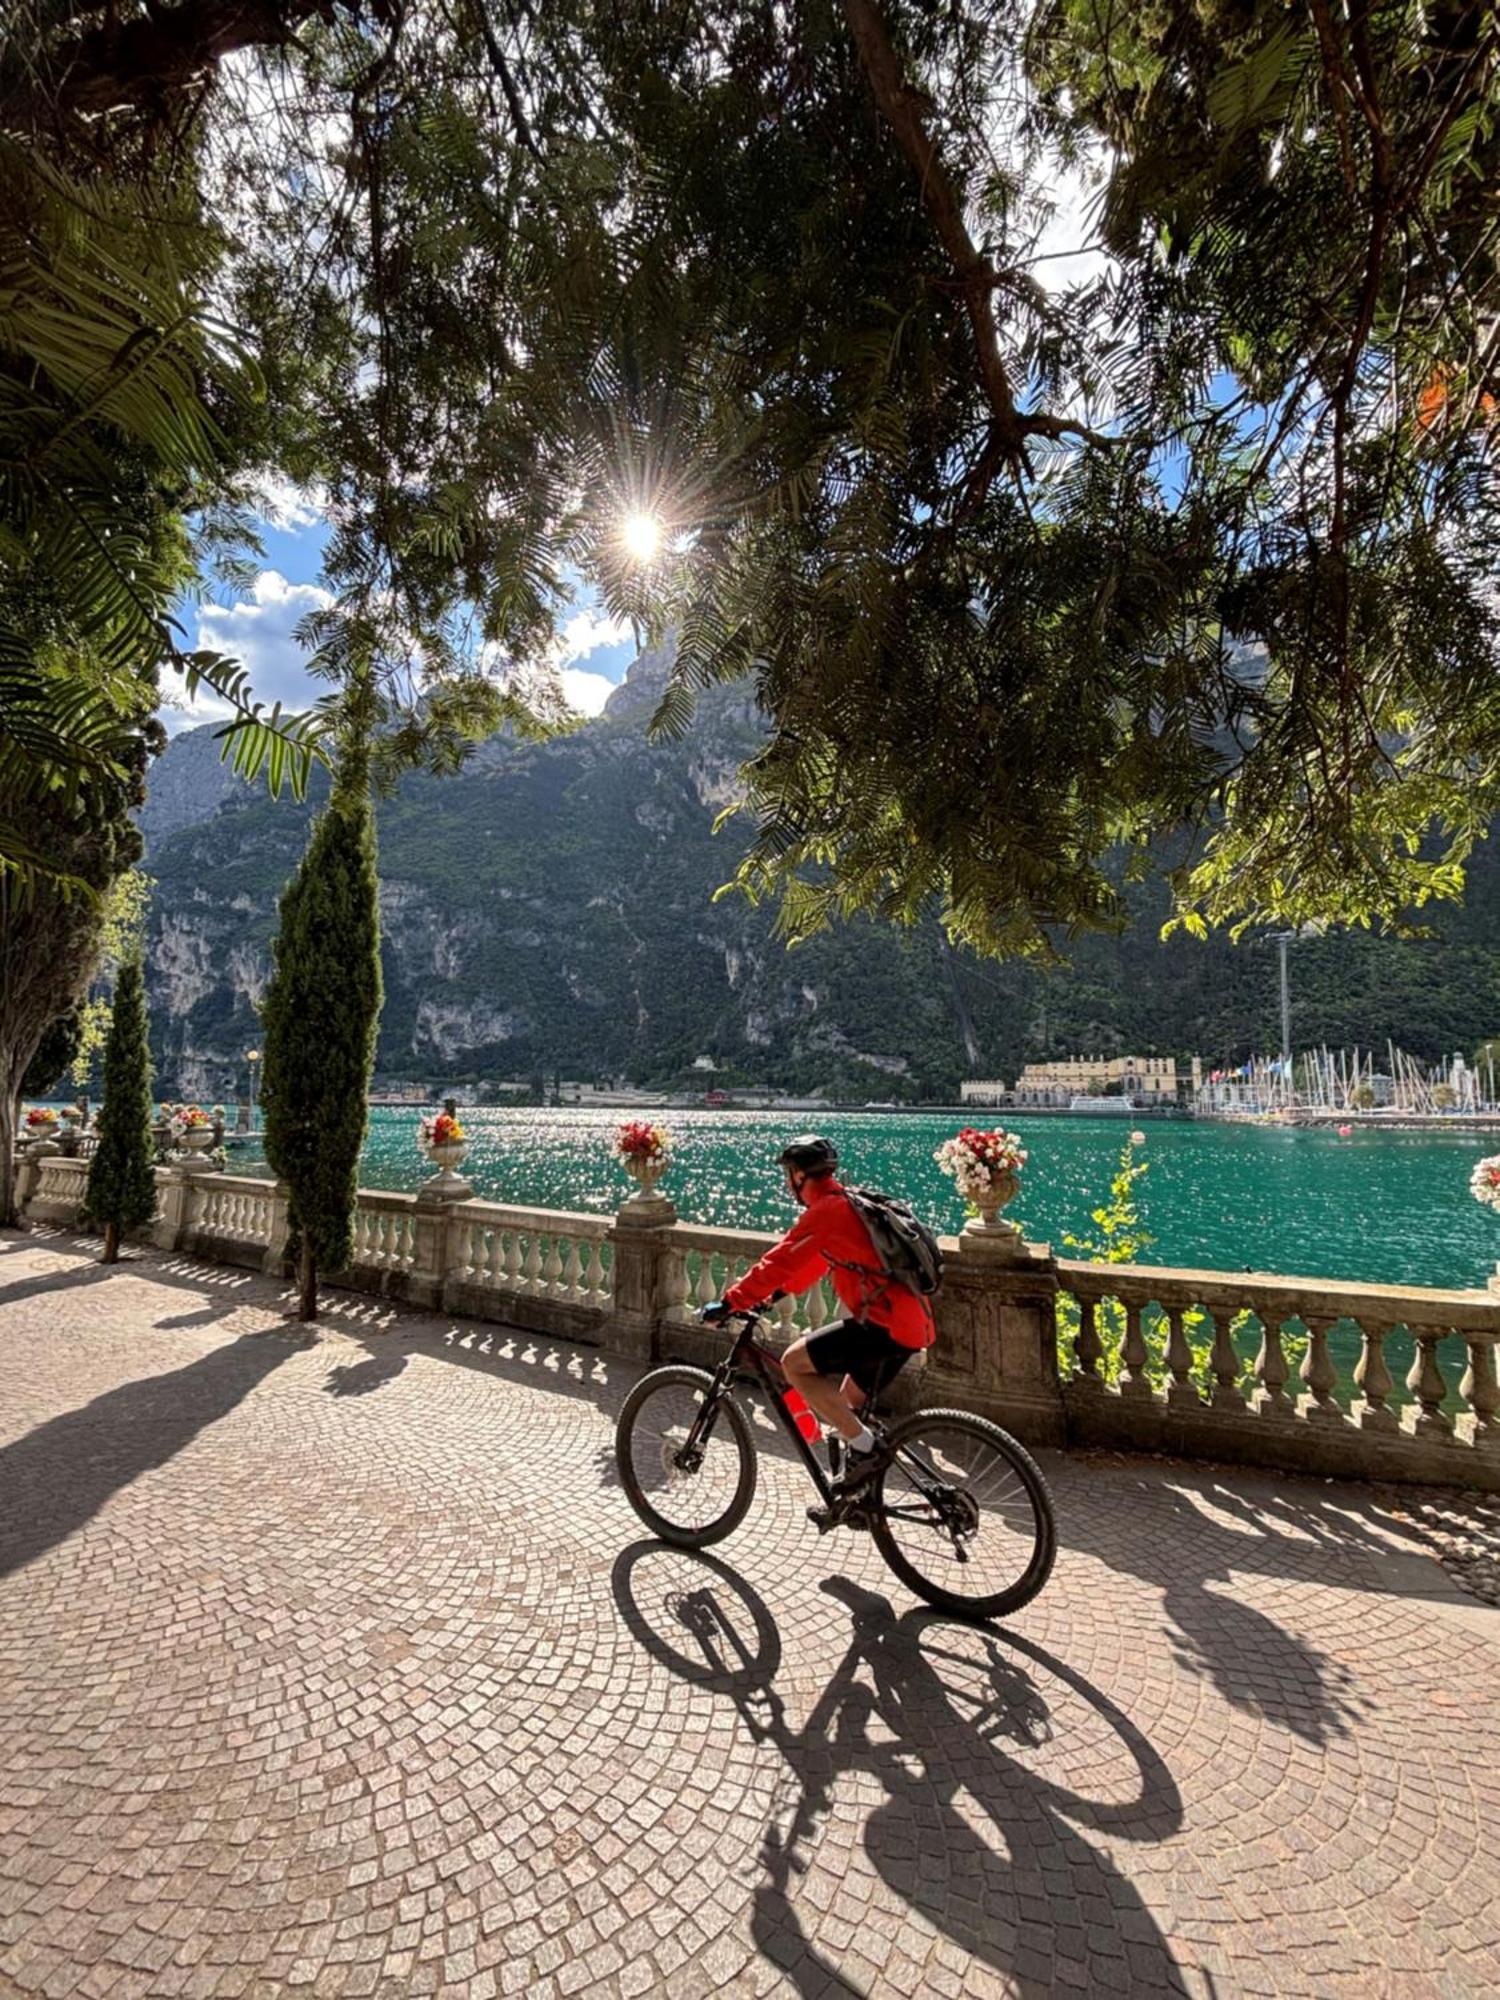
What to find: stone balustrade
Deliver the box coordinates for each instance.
[1057,1258,1500,1483]
[15,1152,1500,1490]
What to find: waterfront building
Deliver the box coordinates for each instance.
[1011,1055,1193,1105]
[959,1079,1010,1105]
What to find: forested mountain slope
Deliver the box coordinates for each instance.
[141,646,1500,1097]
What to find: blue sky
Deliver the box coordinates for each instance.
[166,486,640,734]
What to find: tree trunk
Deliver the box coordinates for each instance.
[298,1236,318,1322]
[102,1220,120,1265]
[0,1073,18,1229]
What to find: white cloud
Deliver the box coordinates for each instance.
[554,609,635,666]
[250,473,327,532]
[560,668,615,717]
[170,569,333,732]
[1030,148,1115,295]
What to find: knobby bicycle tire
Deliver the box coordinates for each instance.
[615,1365,758,1549]
[870,1407,1057,1619]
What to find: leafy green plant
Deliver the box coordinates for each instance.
[1057,1136,1292,1394]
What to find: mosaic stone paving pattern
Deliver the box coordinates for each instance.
[2,1231,1498,1999]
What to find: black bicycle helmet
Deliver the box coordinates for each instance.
[779,1133,839,1176]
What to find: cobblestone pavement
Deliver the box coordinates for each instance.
[2,1230,1499,2000]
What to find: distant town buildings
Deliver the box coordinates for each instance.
[958,1079,1009,1106]
[962,1056,1203,1107]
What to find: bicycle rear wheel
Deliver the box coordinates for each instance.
[870,1408,1056,1619]
[615,1365,757,1549]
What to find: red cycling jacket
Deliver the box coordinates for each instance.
[723,1176,935,1349]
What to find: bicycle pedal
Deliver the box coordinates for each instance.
[806,1505,838,1534]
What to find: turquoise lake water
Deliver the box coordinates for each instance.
[225,1107,1500,1292]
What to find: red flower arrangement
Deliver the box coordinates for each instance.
[419,1111,467,1150]
[616,1121,672,1164]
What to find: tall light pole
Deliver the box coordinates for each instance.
[1266,931,1302,1103]
[246,1048,261,1133]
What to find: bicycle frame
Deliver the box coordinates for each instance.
[689,1312,948,1520]
[702,1313,840,1506]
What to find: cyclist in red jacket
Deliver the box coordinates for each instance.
[703,1135,934,1504]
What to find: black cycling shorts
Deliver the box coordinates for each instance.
[804,1319,917,1398]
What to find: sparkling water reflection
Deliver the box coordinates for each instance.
[227,1107,1500,1291]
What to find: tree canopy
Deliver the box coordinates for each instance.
[6,0,1498,954]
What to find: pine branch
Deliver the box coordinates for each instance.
[841,0,1120,497]
[2,0,394,138]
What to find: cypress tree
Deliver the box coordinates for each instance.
[261,757,382,1321]
[85,955,157,1264]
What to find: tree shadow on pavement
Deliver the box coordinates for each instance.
[324,1351,408,1397]
[1055,1464,1367,1749]
[0,1332,302,1579]
[613,1543,1197,2000]
[0,1261,118,1311]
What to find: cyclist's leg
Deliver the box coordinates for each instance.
[782,1325,870,1440]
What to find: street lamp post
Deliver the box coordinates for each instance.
[246,1049,261,1133]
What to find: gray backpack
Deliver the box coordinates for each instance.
[837,1187,944,1298]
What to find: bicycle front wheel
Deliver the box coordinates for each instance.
[870,1408,1056,1619]
[615,1365,757,1548]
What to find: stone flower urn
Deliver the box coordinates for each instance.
[624,1156,668,1202]
[968,1168,1021,1235]
[178,1126,216,1169]
[420,1140,472,1202]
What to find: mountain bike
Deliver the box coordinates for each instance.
[614,1309,1057,1619]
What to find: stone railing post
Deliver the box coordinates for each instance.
[262,1181,293,1278]
[930,1225,1065,1445]
[151,1163,196,1253]
[606,1191,677,1365]
[13,1149,40,1214]
[409,1184,462,1311]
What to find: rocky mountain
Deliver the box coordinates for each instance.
[139,646,1500,1099]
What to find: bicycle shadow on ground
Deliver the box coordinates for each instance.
[612,1541,1198,1999]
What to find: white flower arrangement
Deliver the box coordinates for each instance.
[1470,1155,1500,1213]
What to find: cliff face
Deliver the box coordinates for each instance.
[139,648,1500,1099]
[140,650,968,1097]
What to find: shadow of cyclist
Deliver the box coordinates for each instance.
[612,1544,1193,1998]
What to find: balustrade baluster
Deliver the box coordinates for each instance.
[1298,1316,1344,1423]
[543,1234,564,1297]
[1460,1336,1500,1447]
[1252,1314,1293,1416]
[659,1247,689,1319]
[1164,1304,1199,1408]
[693,1257,718,1310]
[522,1234,543,1293]
[563,1239,585,1302]
[1120,1300,1151,1399]
[1405,1328,1454,1440]
[1207,1311,1246,1410]
[585,1240,608,1306]
[1353,1321,1398,1431]
[804,1280,828,1332]
[1073,1293,1103,1389]
[481,1225,500,1289]
[503,1229,523,1285]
